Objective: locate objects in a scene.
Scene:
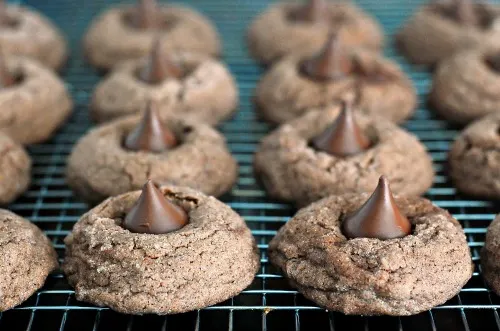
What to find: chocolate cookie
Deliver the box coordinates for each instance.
[66,106,238,204]
[0,2,67,71]
[397,0,500,66]
[90,43,237,124]
[0,209,58,311]
[247,0,383,65]
[63,184,260,315]
[254,103,434,207]
[84,0,221,70]
[448,113,500,199]
[0,55,73,144]
[0,132,31,204]
[255,35,416,125]
[269,185,473,315]
[481,214,500,296]
[430,48,500,125]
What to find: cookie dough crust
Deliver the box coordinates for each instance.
[84,5,221,70]
[430,49,500,125]
[397,2,500,66]
[482,214,500,295]
[66,115,238,204]
[255,50,416,124]
[0,5,67,71]
[0,209,58,312]
[254,105,434,206]
[0,56,73,144]
[91,52,237,124]
[0,132,31,204]
[269,195,473,316]
[247,2,383,64]
[448,113,500,198]
[63,185,260,315]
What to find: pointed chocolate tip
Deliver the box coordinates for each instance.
[132,0,159,29]
[124,100,177,153]
[342,175,412,240]
[312,101,371,157]
[300,32,353,82]
[139,38,183,84]
[124,180,188,234]
[0,53,14,88]
[291,0,328,23]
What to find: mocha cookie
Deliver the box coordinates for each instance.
[84,0,221,70]
[247,0,383,65]
[481,214,500,296]
[254,103,434,207]
[0,132,31,204]
[0,209,58,311]
[90,46,237,124]
[448,113,500,199]
[63,184,260,315]
[0,2,67,71]
[66,108,238,204]
[397,1,500,66]
[430,48,500,125]
[269,192,473,315]
[255,35,416,125]
[0,55,72,144]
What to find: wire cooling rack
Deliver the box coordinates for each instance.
[1,0,499,330]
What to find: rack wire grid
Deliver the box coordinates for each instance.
[1,0,499,330]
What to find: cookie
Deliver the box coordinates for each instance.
[0,55,73,144]
[481,214,500,296]
[0,209,58,311]
[63,184,260,315]
[0,132,31,204]
[0,2,67,71]
[247,0,383,65]
[254,103,434,207]
[66,105,238,204]
[83,0,221,70]
[448,112,500,199]
[90,42,237,124]
[430,48,500,125]
[255,35,416,125]
[268,182,473,316]
[397,1,500,66]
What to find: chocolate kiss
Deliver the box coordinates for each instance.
[132,0,159,29]
[342,176,412,240]
[452,0,479,26]
[0,53,14,88]
[312,101,370,156]
[124,180,188,234]
[124,101,177,153]
[291,0,328,22]
[139,38,183,84]
[300,33,353,82]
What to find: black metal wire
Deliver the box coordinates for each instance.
[0,0,499,330]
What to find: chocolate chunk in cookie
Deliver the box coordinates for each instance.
[63,185,260,315]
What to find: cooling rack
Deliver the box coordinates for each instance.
[1,0,499,330]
